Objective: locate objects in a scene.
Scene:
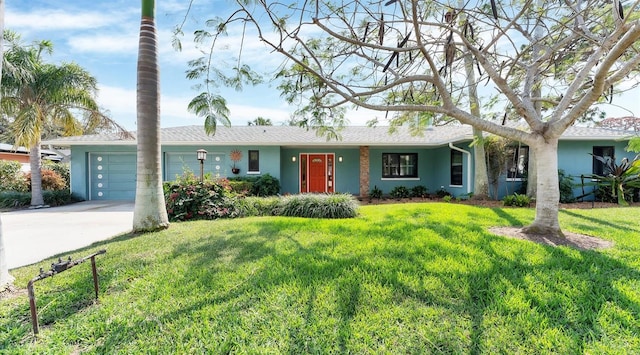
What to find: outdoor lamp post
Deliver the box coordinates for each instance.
[197,149,207,182]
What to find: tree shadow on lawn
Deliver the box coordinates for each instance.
[39,209,639,353]
[559,209,640,234]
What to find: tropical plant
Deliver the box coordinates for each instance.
[410,185,428,198]
[1,31,126,208]
[182,1,640,237]
[558,169,576,203]
[133,0,169,232]
[390,186,410,200]
[369,185,382,200]
[586,154,640,205]
[248,117,272,126]
[503,193,531,207]
[276,193,359,219]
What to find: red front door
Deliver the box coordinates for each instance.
[308,154,327,193]
[299,153,334,193]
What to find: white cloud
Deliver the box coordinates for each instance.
[69,34,139,55]
[6,9,131,31]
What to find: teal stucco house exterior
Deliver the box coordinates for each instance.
[43,125,636,201]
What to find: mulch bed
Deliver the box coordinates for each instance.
[489,227,614,251]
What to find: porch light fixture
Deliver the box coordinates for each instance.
[338,156,343,162]
[197,149,207,182]
[292,156,297,162]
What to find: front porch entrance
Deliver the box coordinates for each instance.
[299,153,335,193]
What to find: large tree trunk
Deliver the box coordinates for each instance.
[522,138,563,237]
[133,0,169,232]
[472,127,490,198]
[29,140,45,207]
[526,149,537,198]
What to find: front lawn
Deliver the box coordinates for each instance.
[2,203,639,353]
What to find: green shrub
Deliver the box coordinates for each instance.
[0,189,76,209]
[228,180,254,195]
[442,195,452,203]
[164,176,240,221]
[436,187,451,198]
[277,194,359,218]
[390,186,410,199]
[236,196,280,217]
[0,160,29,192]
[43,189,76,206]
[410,185,428,198]
[369,185,383,200]
[558,169,576,203]
[502,193,531,207]
[42,161,70,189]
[251,174,280,196]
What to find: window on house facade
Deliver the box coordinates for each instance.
[450,150,463,186]
[507,146,529,180]
[248,150,259,173]
[592,146,614,176]
[382,153,418,178]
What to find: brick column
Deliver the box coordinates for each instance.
[359,146,370,197]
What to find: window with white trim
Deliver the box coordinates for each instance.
[248,150,259,173]
[450,150,463,185]
[382,153,418,178]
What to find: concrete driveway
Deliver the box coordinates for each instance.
[2,201,134,269]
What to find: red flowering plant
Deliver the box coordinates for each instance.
[163,171,240,221]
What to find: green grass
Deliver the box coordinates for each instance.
[2,203,640,353]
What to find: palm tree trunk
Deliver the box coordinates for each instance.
[133,0,169,232]
[29,140,45,207]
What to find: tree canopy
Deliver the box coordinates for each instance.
[180,0,640,237]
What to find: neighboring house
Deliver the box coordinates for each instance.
[42,125,635,201]
[0,143,66,172]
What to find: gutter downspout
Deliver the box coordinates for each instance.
[449,142,472,195]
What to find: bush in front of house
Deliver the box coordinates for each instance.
[0,160,29,192]
[42,161,70,189]
[228,180,254,195]
[390,186,411,199]
[276,193,359,219]
[227,174,280,196]
[26,169,67,191]
[410,185,428,198]
[558,169,576,203]
[369,186,383,200]
[502,193,531,207]
[0,189,76,209]
[164,175,240,221]
[251,174,280,196]
[236,196,281,217]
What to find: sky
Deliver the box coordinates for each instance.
[5,1,640,131]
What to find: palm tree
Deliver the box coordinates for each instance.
[1,32,116,207]
[248,117,272,126]
[133,0,169,232]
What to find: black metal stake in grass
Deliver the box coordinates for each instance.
[27,249,107,335]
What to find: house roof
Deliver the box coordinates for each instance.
[42,124,633,147]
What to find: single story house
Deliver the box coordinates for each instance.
[0,143,66,172]
[42,125,636,201]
